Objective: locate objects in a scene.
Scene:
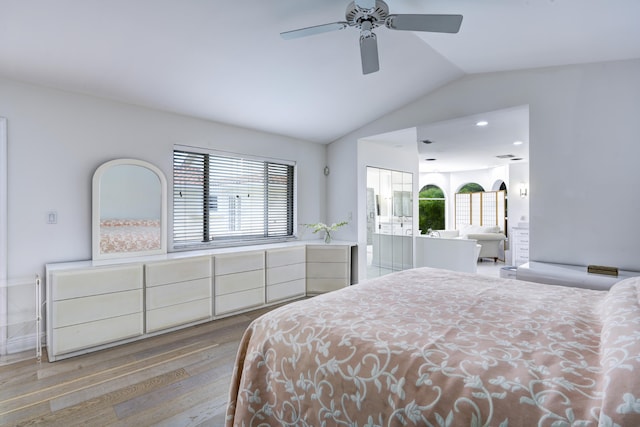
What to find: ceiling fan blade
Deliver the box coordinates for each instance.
[360,33,379,75]
[386,14,463,33]
[354,0,375,10]
[280,22,349,40]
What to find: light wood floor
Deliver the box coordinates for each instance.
[0,306,276,426]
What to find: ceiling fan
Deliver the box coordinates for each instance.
[280,0,463,75]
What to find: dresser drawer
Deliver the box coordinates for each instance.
[307,245,349,262]
[53,289,142,328]
[215,270,264,295]
[266,246,305,268]
[306,245,349,263]
[307,262,349,279]
[214,251,264,275]
[215,288,264,315]
[267,263,305,286]
[52,312,143,356]
[146,277,211,310]
[146,299,212,333]
[306,278,349,294]
[51,265,143,301]
[266,279,306,303]
[145,257,211,287]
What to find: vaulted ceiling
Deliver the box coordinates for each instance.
[1,0,639,145]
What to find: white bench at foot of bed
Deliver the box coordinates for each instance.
[516,261,640,290]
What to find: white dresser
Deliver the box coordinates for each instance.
[48,264,144,358]
[214,251,265,316]
[145,256,212,333]
[266,246,306,303]
[511,227,530,266]
[306,245,351,294]
[45,241,355,361]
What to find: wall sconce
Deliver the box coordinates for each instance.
[519,183,528,198]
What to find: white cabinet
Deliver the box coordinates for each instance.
[145,256,212,333]
[511,227,530,266]
[266,246,306,303]
[47,264,144,361]
[214,251,265,316]
[306,245,350,294]
[45,242,355,361]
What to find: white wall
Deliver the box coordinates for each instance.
[0,117,7,355]
[0,76,327,353]
[508,162,530,228]
[329,58,640,272]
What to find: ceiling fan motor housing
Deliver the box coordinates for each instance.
[346,0,389,30]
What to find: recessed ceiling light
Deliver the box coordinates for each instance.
[421,139,434,144]
[513,141,523,145]
[425,158,437,161]
[511,157,523,161]
[476,120,488,127]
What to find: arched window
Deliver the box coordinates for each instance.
[418,184,445,233]
[458,182,484,193]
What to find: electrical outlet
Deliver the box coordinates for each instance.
[47,211,57,224]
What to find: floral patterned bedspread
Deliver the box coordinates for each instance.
[100,218,161,253]
[226,267,640,427]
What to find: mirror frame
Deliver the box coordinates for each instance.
[92,158,167,260]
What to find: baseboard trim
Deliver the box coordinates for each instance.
[6,332,44,355]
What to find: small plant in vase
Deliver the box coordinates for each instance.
[304,221,348,244]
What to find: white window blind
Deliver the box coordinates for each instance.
[173,149,295,248]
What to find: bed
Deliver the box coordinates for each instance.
[226,267,640,426]
[99,218,161,253]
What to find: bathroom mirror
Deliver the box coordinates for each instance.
[92,159,167,260]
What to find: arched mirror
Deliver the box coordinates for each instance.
[92,159,167,260]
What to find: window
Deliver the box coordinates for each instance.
[173,148,295,248]
[458,182,484,193]
[418,184,445,233]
